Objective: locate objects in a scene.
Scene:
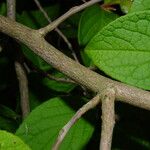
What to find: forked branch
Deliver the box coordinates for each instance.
[38,0,101,35]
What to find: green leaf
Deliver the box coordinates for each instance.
[130,136,150,149]
[0,116,18,132]
[0,105,19,120]
[42,72,76,92]
[61,13,81,38]
[78,4,118,46]
[0,130,31,150]
[80,51,93,67]
[28,92,41,110]
[17,4,60,29]
[0,3,6,15]
[16,97,94,150]
[85,11,150,90]
[130,0,150,13]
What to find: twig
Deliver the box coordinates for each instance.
[6,0,16,20]
[7,0,30,119]
[100,88,116,150]
[27,61,77,84]
[52,94,100,150]
[38,0,101,35]
[46,73,76,84]
[15,62,30,119]
[33,0,79,62]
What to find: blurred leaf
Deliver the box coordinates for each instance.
[28,92,41,110]
[61,13,81,38]
[0,116,17,132]
[42,72,76,92]
[0,3,6,15]
[80,51,94,67]
[0,105,19,120]
[17,4,60,29]
[78,4,118,46]
[0,130,31,150]
[130,0,150,13]
[130,136,150,149]
[16,97,94,150]
[0,57,9,91]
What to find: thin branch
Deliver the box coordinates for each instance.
[15,62,30,119]
[27,61,77,84]
[52,94,100,150]
[100,88,116,150]
[33,0,52,23]
[46,73,76,84]
[38,0,101,35]
[33,0,75,56]
[6,0,16,20]
[7,0,30,119]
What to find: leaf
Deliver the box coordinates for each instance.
[78,4,118,46]
[85,11,150,90]
[130,0,150,13]
[42,72,76,93]
[0,116,18,132]
[0,130,31,150]
[130,136,150,149]
[0,3,6,15]
[80,51,94,67]
[0,105,19,120]
[17,4,60,29]
[16,97,94,150]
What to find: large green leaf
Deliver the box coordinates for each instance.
[16,97,94,150]
[0,130,31,150]
[85,11,150,90]
[130,0,150,13]
[78,4,118,46]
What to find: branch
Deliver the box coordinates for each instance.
[0,10,150,110]
[52,95,100,150]
[38,0,101,35]
[7,0,30,119]
[33,0,75,55]
[15,62,30,119]
[7,0,16,20]
[100,88,116,150]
